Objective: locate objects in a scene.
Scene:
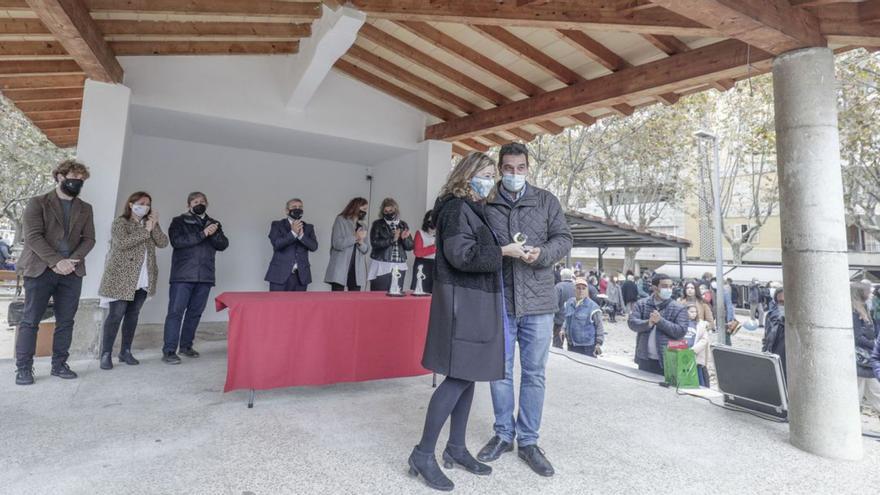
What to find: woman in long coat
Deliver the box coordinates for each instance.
[407,152,527,492]
[323,197,370,291]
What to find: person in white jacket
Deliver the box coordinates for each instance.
[684,304,712,387]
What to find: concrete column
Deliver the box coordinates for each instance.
[71,79,132,357]
[286,5,365,110]
[418,139,453,210]
[772,47,863,460]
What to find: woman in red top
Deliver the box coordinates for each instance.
[411,210,437,293]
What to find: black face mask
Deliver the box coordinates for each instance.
[357,211,367,221]
[191,204,207,216]
[288,209,304,220]
[383,212,396,222]
[60,179,83,197]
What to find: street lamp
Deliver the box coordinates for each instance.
[695,130,727,343]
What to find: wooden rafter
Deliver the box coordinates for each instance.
[96,20,312,39]
[425,39,774,141]
[84,0,322,19]
[0,74,85,89]
[0,59,81,75]
[641,33,737,93]
[650,0,825,54]
[816,3,880,47]
[16,98,81,112]
[2,85,82,100]
[349,0,718,36]
[358,23,563,136]
[108,41,299,55]
[25,0,123,83]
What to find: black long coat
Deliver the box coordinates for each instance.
[421,195,505,382]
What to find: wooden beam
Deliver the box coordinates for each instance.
[459,137,490,152]
[16,98,81,112]
[84,0,322,19]
[2,85,82,100]
[650,0,825,54]
[334,58,458,121]
[32,117,79,129]
[109,41,299,55]
[559,29,628,71]
[96,20,312,39]
[475,25,581,85]
[817,3,880,46]
[349,1,718,36]
[611,103,636,116]
[0,18,52,37]
[641,33,690,55]
[346,44,476,114]
[571,113,597,126]
[506,127,536,142]
[425,40,774,141]
[358,23,561,135]
[395,21,543,97]
[451,144,469,157]
[711,79,736,91]
[0,74,85,89]
[22,108,81,120]
[25,0,123,83]
[0,40,68,56]
[0,59,81,75]
[43,125,78,138]
[654,92,681,105]
[862,1,880,23]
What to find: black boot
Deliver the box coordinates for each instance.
[118,349,140,365]
[100,352,113,370]
[443,444,491,475]
[408,446,454,492]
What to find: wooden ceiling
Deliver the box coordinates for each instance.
[0,1,877,152]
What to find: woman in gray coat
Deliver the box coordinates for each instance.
[408,152,527,492]
[324,198,370,291]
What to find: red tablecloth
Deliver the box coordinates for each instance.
[215,292,432,392]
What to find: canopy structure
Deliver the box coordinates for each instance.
[0,1,877,150]
[566,211,691,277]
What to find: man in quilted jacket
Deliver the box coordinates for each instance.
[476,143,572,478]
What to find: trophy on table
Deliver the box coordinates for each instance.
[412,264,429,297]
[387,265,405,297]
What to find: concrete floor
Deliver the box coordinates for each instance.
[2,337,878,495]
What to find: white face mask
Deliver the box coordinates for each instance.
[131,204,150,218]
[502,173,526,192]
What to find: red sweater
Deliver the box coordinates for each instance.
[414,230,436,259]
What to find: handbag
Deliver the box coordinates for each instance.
[6,275,54,327]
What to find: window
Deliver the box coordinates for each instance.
[728,223,759,243]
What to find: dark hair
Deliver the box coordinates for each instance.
[340,197,368,220]
[498,142,529,170]
[683,281,702,299]
[53,159,90,181]
[380,197,399,215]
[652,273,671,287]
[774,288,784,304]
[421,210,434,231]
[121,191,152,220]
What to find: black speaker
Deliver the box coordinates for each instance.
[711,345,789,420]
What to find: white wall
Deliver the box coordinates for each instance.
[117,134,372,323]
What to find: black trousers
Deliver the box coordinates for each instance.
[330,282,360,292]
[15,269,82,369]
[270,272,308,292]
[637,358,664,376]
[568,343,596,357]
[101,289,148,355]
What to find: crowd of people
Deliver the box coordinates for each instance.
[8,148,880,492]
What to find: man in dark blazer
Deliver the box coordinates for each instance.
[265,198,318,291]
[15,159,95,385]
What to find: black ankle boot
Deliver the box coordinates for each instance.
[118,349,140,365]
[100,352,113,370]
[408,446,454,492]
[443,444,492,476]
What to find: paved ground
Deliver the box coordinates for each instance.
[2,335,879,494]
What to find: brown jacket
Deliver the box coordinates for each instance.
[18,190,95,278]
[99,217,169,301]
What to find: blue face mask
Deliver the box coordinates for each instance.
[659,288,673,300]
[469,176,495,199]
[778,305,785,318]
[502,173,526,192]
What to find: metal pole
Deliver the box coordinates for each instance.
[678,247,684,282]
[709,136,726,343]
[598,247,603,273]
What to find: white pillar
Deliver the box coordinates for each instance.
[772,47,863,460]
[418,139,453,210]
[286,5,365,110]
[76,80,132,300]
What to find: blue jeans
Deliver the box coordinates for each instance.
[163,282,212,353]
[489,313,553,447]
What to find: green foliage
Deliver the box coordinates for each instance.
[0,94,73,243]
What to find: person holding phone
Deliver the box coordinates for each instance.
[368,198,414,291]
[325,197,370,291]
[15,159,96,385]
